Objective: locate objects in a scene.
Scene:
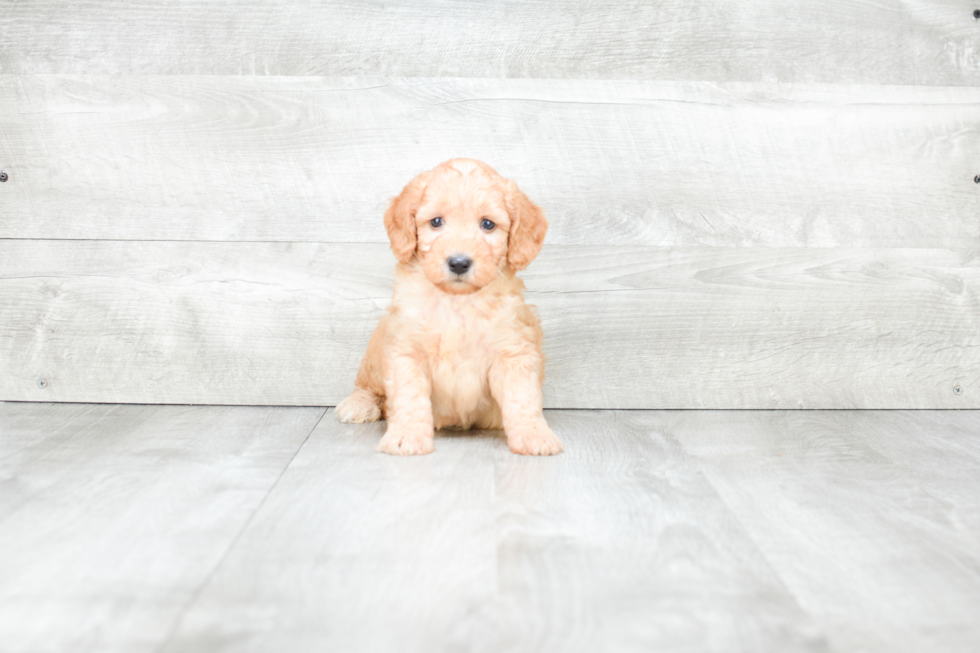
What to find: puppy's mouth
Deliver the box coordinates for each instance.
[447,272,474,289]
[442,277,480,295]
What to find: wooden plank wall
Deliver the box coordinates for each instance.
[1,2,978,408]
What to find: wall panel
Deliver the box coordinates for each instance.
[0,1,977,84]
[2,77,978,247]
[1,240,975,408]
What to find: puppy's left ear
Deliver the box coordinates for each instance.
[384,172,429,264]
[505,180,548,271]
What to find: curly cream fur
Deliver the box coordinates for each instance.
[335,158,564,456]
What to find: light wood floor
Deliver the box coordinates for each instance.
[1,403,978,653]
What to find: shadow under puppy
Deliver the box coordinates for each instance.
[336,158,564,456]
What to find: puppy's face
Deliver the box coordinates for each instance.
[384,159,547,294]
[414,167,511,294]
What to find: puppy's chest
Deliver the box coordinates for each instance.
[423,297,499,360]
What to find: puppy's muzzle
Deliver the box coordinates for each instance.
[447,255,473,276]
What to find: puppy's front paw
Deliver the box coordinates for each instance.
[336,389,382,424]
[377,424,435,456]
[507,422,564,456]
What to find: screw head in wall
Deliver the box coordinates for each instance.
[0,171,7,183]
[37,379,48,389]
[974,9,980,19]
[953,385,964,395]
[975,175,980,184]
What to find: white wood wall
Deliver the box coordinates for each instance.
[1,2,978,408]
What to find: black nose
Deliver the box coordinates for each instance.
[447,256,472,275]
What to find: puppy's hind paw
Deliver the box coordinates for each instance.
[335,389,382,424]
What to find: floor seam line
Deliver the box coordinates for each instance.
[664,421,840,652]
[153,406,328,653]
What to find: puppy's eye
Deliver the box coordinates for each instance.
[480,218,496,231]
[429,217,444,228]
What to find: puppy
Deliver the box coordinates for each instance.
[335,158,564,456]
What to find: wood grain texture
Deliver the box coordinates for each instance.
[669,410,980,653]
[0,0,977,84]
[161,411,503,653]
[0,402,324,653]
[161,409,825,653]
[2,77,978,247]
[4,405,980,651]
[1,240,976,409]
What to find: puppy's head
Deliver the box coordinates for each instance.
[384,158,547,294]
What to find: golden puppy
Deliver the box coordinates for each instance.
[335,158,564,456]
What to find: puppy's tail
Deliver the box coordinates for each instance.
[335,387,383,423]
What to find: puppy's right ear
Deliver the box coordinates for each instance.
[384,172,428,264]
